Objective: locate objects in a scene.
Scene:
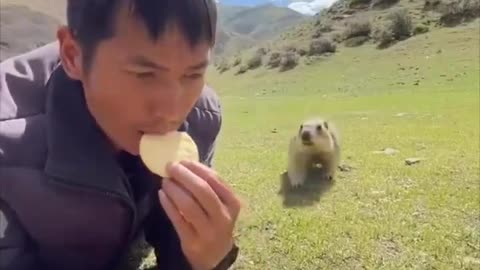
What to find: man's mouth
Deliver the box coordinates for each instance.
[140,127,176,136]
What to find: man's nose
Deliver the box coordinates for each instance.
[150,83,183,115]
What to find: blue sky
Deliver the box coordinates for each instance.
[218,0,339,15]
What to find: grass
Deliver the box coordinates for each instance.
[202,21,480,269]
[0,0,66,22]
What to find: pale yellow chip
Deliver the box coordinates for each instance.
[139,131,199,177]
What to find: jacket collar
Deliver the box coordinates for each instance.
[43,65,131,198]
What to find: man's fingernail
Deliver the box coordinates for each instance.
[180,160,192,166]
[158,190,165,199]
[166,162,177,171]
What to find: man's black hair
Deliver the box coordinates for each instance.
[66,0,217,71]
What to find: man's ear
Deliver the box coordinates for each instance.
[57,26,84,80]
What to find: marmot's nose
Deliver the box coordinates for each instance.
[301,131,311,142]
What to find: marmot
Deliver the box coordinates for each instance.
[287,117,341,188]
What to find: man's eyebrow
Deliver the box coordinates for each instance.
[128,55,209,71]
[188,60,209,71]
[128,55,169,71]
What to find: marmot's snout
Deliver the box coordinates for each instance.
[301,131,313,145]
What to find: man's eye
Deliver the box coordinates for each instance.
[135,72,155,79]
[186,73,202,79]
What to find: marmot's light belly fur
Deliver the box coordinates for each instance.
[287,117,341,187]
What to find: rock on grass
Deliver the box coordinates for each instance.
[405,158,423,165]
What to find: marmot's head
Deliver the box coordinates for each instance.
[298,118,334,151]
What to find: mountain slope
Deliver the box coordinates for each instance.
[217,4,250,24]
[214,0,480,75]
[215,3,308,57]
[223,3,306,36]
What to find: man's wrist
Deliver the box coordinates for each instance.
[212,243,239,270]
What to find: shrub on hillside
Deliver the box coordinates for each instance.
[308,38,336,56]
[349,0,372,8]
[312,18,334,38]
[388,8,413,40]
[320,20,334,32]
[439,0,480,26]
[246,52,263,70]
[372,24,395,48]
[345,36,370,47]
[297,48,308,56]
[232,56,242,67]
[332,32,344,43]
[235,65,248,75]
[256,47,268,56]
[414,24,430,35]
[217,61,230,74]
[282,44,298,53]
[372,7,416,49]
[279,52,299,72]
[312,28,323,38]
[424,0,442,11]
[266,52,281,68]
[315,18,334,32]
[343,19,372,39]
[371,0,400,8]
[373,8,413,48]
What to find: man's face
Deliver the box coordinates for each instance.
[61,7,211,156]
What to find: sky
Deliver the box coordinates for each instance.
[287,0,339,15]
[217,0,339,15]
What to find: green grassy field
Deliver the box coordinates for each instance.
[204,21,480,269]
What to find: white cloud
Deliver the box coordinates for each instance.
[288,0,339,15]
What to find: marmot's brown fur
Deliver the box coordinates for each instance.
[287,117,341,187]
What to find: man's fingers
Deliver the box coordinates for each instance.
[166,162,224,219]
[162,178,211,232]
[180,161,241,222]
[158,189,196,242]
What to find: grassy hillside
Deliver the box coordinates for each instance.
[0,0,66,22]
[215,0,480,75]
[202,21,480,269]
[0,3,62,61]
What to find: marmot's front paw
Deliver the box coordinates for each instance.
[288,171,305,188]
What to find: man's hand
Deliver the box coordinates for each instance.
[158,160,241,270]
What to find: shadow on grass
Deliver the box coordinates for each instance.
[278,168,335,208]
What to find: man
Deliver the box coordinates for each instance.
[0,1,241,270]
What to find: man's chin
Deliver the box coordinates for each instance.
[115,134,142,156]
[124,143,141,156]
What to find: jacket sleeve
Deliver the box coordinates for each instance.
[185,85,223,168]
[0,200,44,270]
[143,194,193,270]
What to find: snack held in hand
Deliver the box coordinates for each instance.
[140,131,199,177]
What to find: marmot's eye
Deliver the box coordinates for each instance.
[316,125,322,131]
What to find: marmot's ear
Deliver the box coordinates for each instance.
[324,121,329,130]
[299,125,303,133]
